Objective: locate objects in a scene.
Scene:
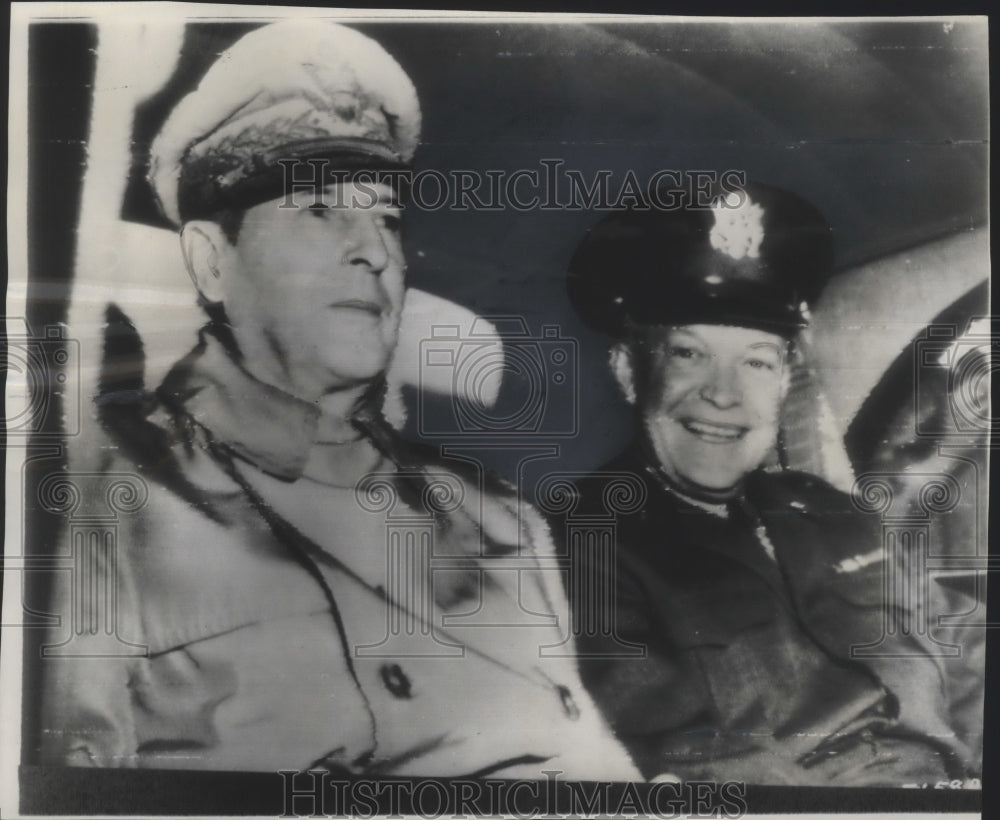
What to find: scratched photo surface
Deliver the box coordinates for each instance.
[3,5,991,818]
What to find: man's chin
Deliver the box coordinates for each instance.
[297,355,391,399]
[681,478,743,502]
[328,362,391,387]
[666,467,747,502]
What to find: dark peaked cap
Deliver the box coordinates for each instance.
[566,182,834,338]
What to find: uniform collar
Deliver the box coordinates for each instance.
[630,436,748,511]
[158,326,324,480]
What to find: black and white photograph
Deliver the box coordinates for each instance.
[2,4,992,818]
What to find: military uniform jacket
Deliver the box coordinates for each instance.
[563,446,975,786]
[39,328,638,779]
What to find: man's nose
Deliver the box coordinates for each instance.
[342,213,389,273]
[698,361,742,409]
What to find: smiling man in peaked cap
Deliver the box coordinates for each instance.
[40,19,638,780]
[558,181,981,785]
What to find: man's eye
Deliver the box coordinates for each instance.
[668,346,700,360]
[745,358,777,371]
[308,203,328,217]
[379,212,402,233]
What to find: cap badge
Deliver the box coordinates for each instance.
[709,192,765,261]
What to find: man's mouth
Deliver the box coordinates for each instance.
[329,299,385,316]
[680,418,749,443]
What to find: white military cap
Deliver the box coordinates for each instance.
[148,20,421,226]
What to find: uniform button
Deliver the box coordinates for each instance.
[380,663,412,699]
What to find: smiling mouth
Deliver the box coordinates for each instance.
[329,299,385,316]
[680,419,749,443]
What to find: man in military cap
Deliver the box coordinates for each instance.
[40,20,637,779]
[559,182,979,785]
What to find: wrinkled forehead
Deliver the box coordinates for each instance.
[630,322,789,356]
[280,180,402,210]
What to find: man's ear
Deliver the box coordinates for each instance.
[179,221,233,305]
[609,342,637,405]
